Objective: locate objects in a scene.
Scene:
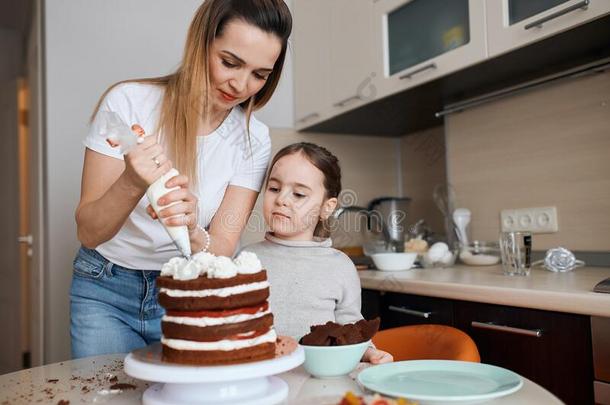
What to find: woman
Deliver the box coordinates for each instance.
[71,0,292,358]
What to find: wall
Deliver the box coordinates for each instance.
[400,126,447,238]
[445,70,610,251]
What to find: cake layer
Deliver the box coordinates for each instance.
[162,314,274,342]
[162,342,275,365]
[156,270,267,290]
[159,287,270,310]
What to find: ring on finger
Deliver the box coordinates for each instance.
[153,156,161,167]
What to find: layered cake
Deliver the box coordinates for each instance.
[156,251,277,365]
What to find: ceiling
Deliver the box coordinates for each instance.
[0,0,33,35]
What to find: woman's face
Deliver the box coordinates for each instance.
[209,20,282,112]
[263,153,336,241]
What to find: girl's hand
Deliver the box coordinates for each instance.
[146,174,199,233]
[123,125,172,191]
[363,347,393,364]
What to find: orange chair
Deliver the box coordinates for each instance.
[372,324,480,362]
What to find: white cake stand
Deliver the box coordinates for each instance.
[124,342,304,405]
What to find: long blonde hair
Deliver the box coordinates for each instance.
[92,0,292,184]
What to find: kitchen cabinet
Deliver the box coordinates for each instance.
[294,0,610,135]
[372,0,487,99]
[379,292,453,329]
[361,290,594,404]
[328,0,379,115]
[292,0,332,128]
[294,0,378,130]
[486,0,610,57]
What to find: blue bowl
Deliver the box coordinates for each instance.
[300,340,370,378]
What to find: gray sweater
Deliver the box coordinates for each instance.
[242,232,364,340]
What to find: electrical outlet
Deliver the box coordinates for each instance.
[500,206,559,233]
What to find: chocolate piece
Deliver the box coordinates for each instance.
[300,317,381,346]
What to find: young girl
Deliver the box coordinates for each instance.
[244,143,393,364]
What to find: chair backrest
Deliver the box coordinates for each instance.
[372,324,480,362]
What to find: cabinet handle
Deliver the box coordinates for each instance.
[524,0,590,30]
[333,95,362,108]
[388,305,432,319]
[471,321,543,338]
[399,63,437,80]
[296,113,320,123]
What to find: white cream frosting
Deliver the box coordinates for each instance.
[161,328,277,351]
[207,256,238,279]
[234,251,262,274]
[159,281,269,298]
[160,251,264,280]
[162,309,271,327]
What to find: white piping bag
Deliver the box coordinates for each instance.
[93,111,192,258]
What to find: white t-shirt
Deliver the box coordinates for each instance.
[84,82,271,270]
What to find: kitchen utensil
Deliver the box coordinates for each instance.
[333,197,411,254]
[124,341,304,405]
[533,247,585,272]
[371,252,417,271]
[452,208,471,249]
[458,241,501,266]
[433,184,457,247]
[499,231,532,276]
[301,340,370,378]
[358,360,523,404]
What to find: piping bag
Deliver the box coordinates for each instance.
[94,111,192,258]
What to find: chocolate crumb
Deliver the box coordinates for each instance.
[57,400,70,405]
[109,376,118,383]
[47,379,59,383]
[109,383,136,390]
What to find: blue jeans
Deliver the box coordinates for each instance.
[70,246,165,359]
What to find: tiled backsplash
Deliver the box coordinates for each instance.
[445,70,610,251]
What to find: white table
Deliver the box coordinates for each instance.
[0,353,563,404]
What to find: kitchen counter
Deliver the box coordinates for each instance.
[359,265,610,317]
[0,353,562,404]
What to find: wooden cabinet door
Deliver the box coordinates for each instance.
[328,0,378,113]
[454,300,594,405]
[380,292,453,329]
[361,288,382,323]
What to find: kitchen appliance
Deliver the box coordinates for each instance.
[333,197,411,254]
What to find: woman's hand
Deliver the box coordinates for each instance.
[123,125,172,191]
[146,174,199,233]
[362,347,393,364]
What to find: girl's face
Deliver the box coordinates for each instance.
[209,20,282,112]
[263,153,338,241]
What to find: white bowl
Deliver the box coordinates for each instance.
[371,252,417,271]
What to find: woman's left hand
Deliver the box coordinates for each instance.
[363,347,394,364]
[146,174,199,234]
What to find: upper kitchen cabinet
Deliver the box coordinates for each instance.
[293,0,332,129]
[372,0,487,98]
[486,0,610,57]
[294,0,378,130]
[328,0,378,115]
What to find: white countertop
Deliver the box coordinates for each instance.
[359,265,610,317]
[0,353,562,404]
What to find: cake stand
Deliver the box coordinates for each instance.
[124,342,304,405]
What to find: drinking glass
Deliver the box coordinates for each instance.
[499,231,532,276]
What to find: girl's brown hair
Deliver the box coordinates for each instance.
[269,142,342,238]
[92,0,292,184]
